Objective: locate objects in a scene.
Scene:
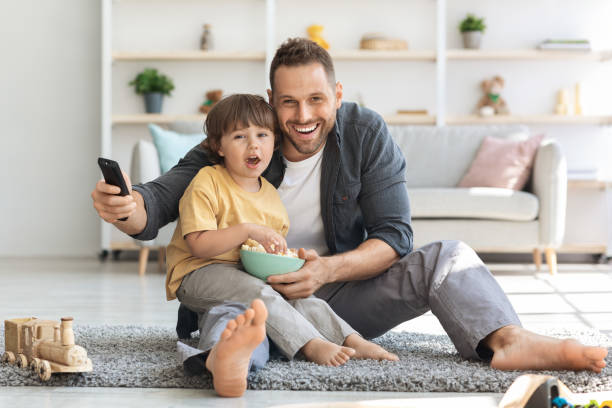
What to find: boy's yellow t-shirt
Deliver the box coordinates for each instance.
[165,165,290,300]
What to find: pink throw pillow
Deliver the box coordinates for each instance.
[457,134,545,190]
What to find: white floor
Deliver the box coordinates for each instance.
[1,257,612,407]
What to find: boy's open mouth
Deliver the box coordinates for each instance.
[246,156,261,167]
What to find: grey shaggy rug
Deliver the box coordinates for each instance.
[1,325,611,392]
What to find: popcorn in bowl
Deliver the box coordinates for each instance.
[241,239,299,258]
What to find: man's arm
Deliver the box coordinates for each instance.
[268,238,398,299]
[91,145,210,240]
[269,110,411,299]
[91,175,147,235]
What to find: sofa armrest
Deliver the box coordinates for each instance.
[130,140,161,185]
[532,140,567,247]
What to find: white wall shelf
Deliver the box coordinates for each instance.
[446,49,610,61]
[112,114,206,125]
[330,50,436,61]
[113,113,440,126]
[112,50,265,61]
[445,114,612,125]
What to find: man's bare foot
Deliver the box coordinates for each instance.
[301,338,355,366]
[205,299,268,397]
[486,325,608,372]
[343,333,399,361]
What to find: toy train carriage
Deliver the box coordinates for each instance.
[2,317,92,381]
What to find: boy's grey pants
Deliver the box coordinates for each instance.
[176,263,356,359]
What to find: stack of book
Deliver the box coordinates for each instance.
[537,39,591,51]
[568,167,601,181]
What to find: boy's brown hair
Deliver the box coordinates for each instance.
[269,37,336,92]
[201,94,279,164]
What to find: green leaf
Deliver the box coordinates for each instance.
[128,68,175,95]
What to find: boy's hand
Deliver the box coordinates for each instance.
[247,224,287,254]
[91,170,136,223]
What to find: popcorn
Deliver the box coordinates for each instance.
[241,239,299,258]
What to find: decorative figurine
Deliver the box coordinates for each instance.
[555,88,570,115]
[574,82,583,115]
[1,317,92,381]
[200,24,213,51]
[476,75,509,115]
[307,25,329,50]
[199,89,223,114]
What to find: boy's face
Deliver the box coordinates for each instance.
[268,62,342,162]
[217,124,275,183]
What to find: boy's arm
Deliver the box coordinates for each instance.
[185,224,287,259]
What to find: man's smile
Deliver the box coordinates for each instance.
[291,123,320,139]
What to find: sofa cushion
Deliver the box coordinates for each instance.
[457,134,544,190]
[148,124,204,174]
[388,125,529,188]
[408,187,539,221]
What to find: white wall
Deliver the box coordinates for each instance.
[0,0,101,257]
[1,0,611,256]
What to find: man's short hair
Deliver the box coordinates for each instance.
[201,94,279,164]
[269,37,336,92]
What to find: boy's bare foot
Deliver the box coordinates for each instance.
[205,299,268,397]
[487,325,608,372]
[301,338,355,366]
[343,333,399,361]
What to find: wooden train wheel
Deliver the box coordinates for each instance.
[38,360,51,381]
[29,358,41,371]
[1,351,15,365]
[16,354,28,369]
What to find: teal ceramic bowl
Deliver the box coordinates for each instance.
[240,249,305,281]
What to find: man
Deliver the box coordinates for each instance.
[92,38,607,374]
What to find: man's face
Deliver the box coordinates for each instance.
[268,63,343,162]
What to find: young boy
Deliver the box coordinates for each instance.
[166,94,398,394]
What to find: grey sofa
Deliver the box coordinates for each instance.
[131,124,567,274]
[390,125,567,273]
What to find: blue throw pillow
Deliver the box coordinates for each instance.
[148,124,204,174]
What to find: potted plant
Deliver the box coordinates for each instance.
[129,68,175,113]
[459,14,486,49]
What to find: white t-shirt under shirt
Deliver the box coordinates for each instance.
[277,147,329,256]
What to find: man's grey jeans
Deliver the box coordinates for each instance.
[179,240,521,365]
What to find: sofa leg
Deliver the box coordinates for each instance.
[138,247,149,276]
[545,248,557,275]
[157,246,166,273]
[532,248,542,271]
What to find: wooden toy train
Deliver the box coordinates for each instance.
[1,317,92,381]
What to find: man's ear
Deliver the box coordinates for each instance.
[267,89,273,105]
[335,81,343,109]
